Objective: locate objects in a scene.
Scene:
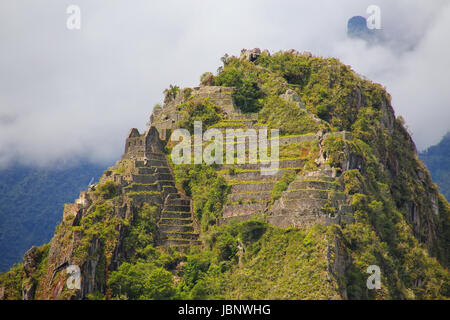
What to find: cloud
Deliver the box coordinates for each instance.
[0,0,449,169]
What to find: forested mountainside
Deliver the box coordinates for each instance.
[420,132,450,201]
[1,49,448,300]
[0,163,107,272]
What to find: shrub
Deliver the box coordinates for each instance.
[163,84,180,103]
[239,220,267,245]
[177,98,223,133]
[95,181,118,200]
[200,72,215,86]
[258,96,321,135]
[272,171,297,200]
[214,59,264,113]
[174,164,230,231]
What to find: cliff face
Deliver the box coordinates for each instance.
[1,49,448,300]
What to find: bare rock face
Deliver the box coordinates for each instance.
[326,229,352,299]
[23,246,39,276]
[280,89,305,108]
[22,246,40,300]
[22,278,36,300]
[240,48,261,62]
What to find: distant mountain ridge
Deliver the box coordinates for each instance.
[420,132,450,201]
[0,162,107,272]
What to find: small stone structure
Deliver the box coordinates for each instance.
[151,86,236,140]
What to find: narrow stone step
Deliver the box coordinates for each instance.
[296,175,335,182]
[136,167,171,175]
[166,193,182,200]
[282,189,330,200]
[145,152,168,160]
[224,170,284,182]
[227,191,272,202]
[277,198,329,211]
[278,134,317,146]
[162,186,178,194]
[339,205,353,214]
[159,224,194,233]
[163,205,190,212]
[134,158,167,167]
[223,201,269,218]
[231,182,274,193]
[288,180,338,191]
[267,214,328,228]
[131,174,158,184]
[158,239,202,247]
[220,159,306,171]
[160,218,193,225]
[125,183,160,193]
[161,211,192,219]
[160,231,199,240]
[126,192,163,205]
[166,198,190,206]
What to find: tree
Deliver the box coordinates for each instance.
[164,85,180,103]
[141,267,177,300]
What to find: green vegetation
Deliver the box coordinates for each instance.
[258,96,322,135]
[214,58,265,113]
[123,204,159,262]
[174,164,229,231]
[177,98,223,133]
[178,221,342,299]
[271,171,297,200]
[94,181,118,200]
[163,84,180,103]
[108,261,177,300]
[2,50,449,300]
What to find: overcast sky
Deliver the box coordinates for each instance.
[0,0,449,169]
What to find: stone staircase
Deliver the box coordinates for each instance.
[122,153,178,205]
[157,193,201,247]
[115,151,201,248]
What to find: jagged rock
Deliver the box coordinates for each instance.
[280,89,305,108]
[22,278,36,300]
[240,48,261,62]
[23,246,39,276]
[327,229,351,299]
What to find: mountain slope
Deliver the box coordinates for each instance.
[1,49,448,300]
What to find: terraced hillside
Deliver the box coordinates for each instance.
[1,49,448,300]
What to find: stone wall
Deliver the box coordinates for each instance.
[151,86,237,140]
